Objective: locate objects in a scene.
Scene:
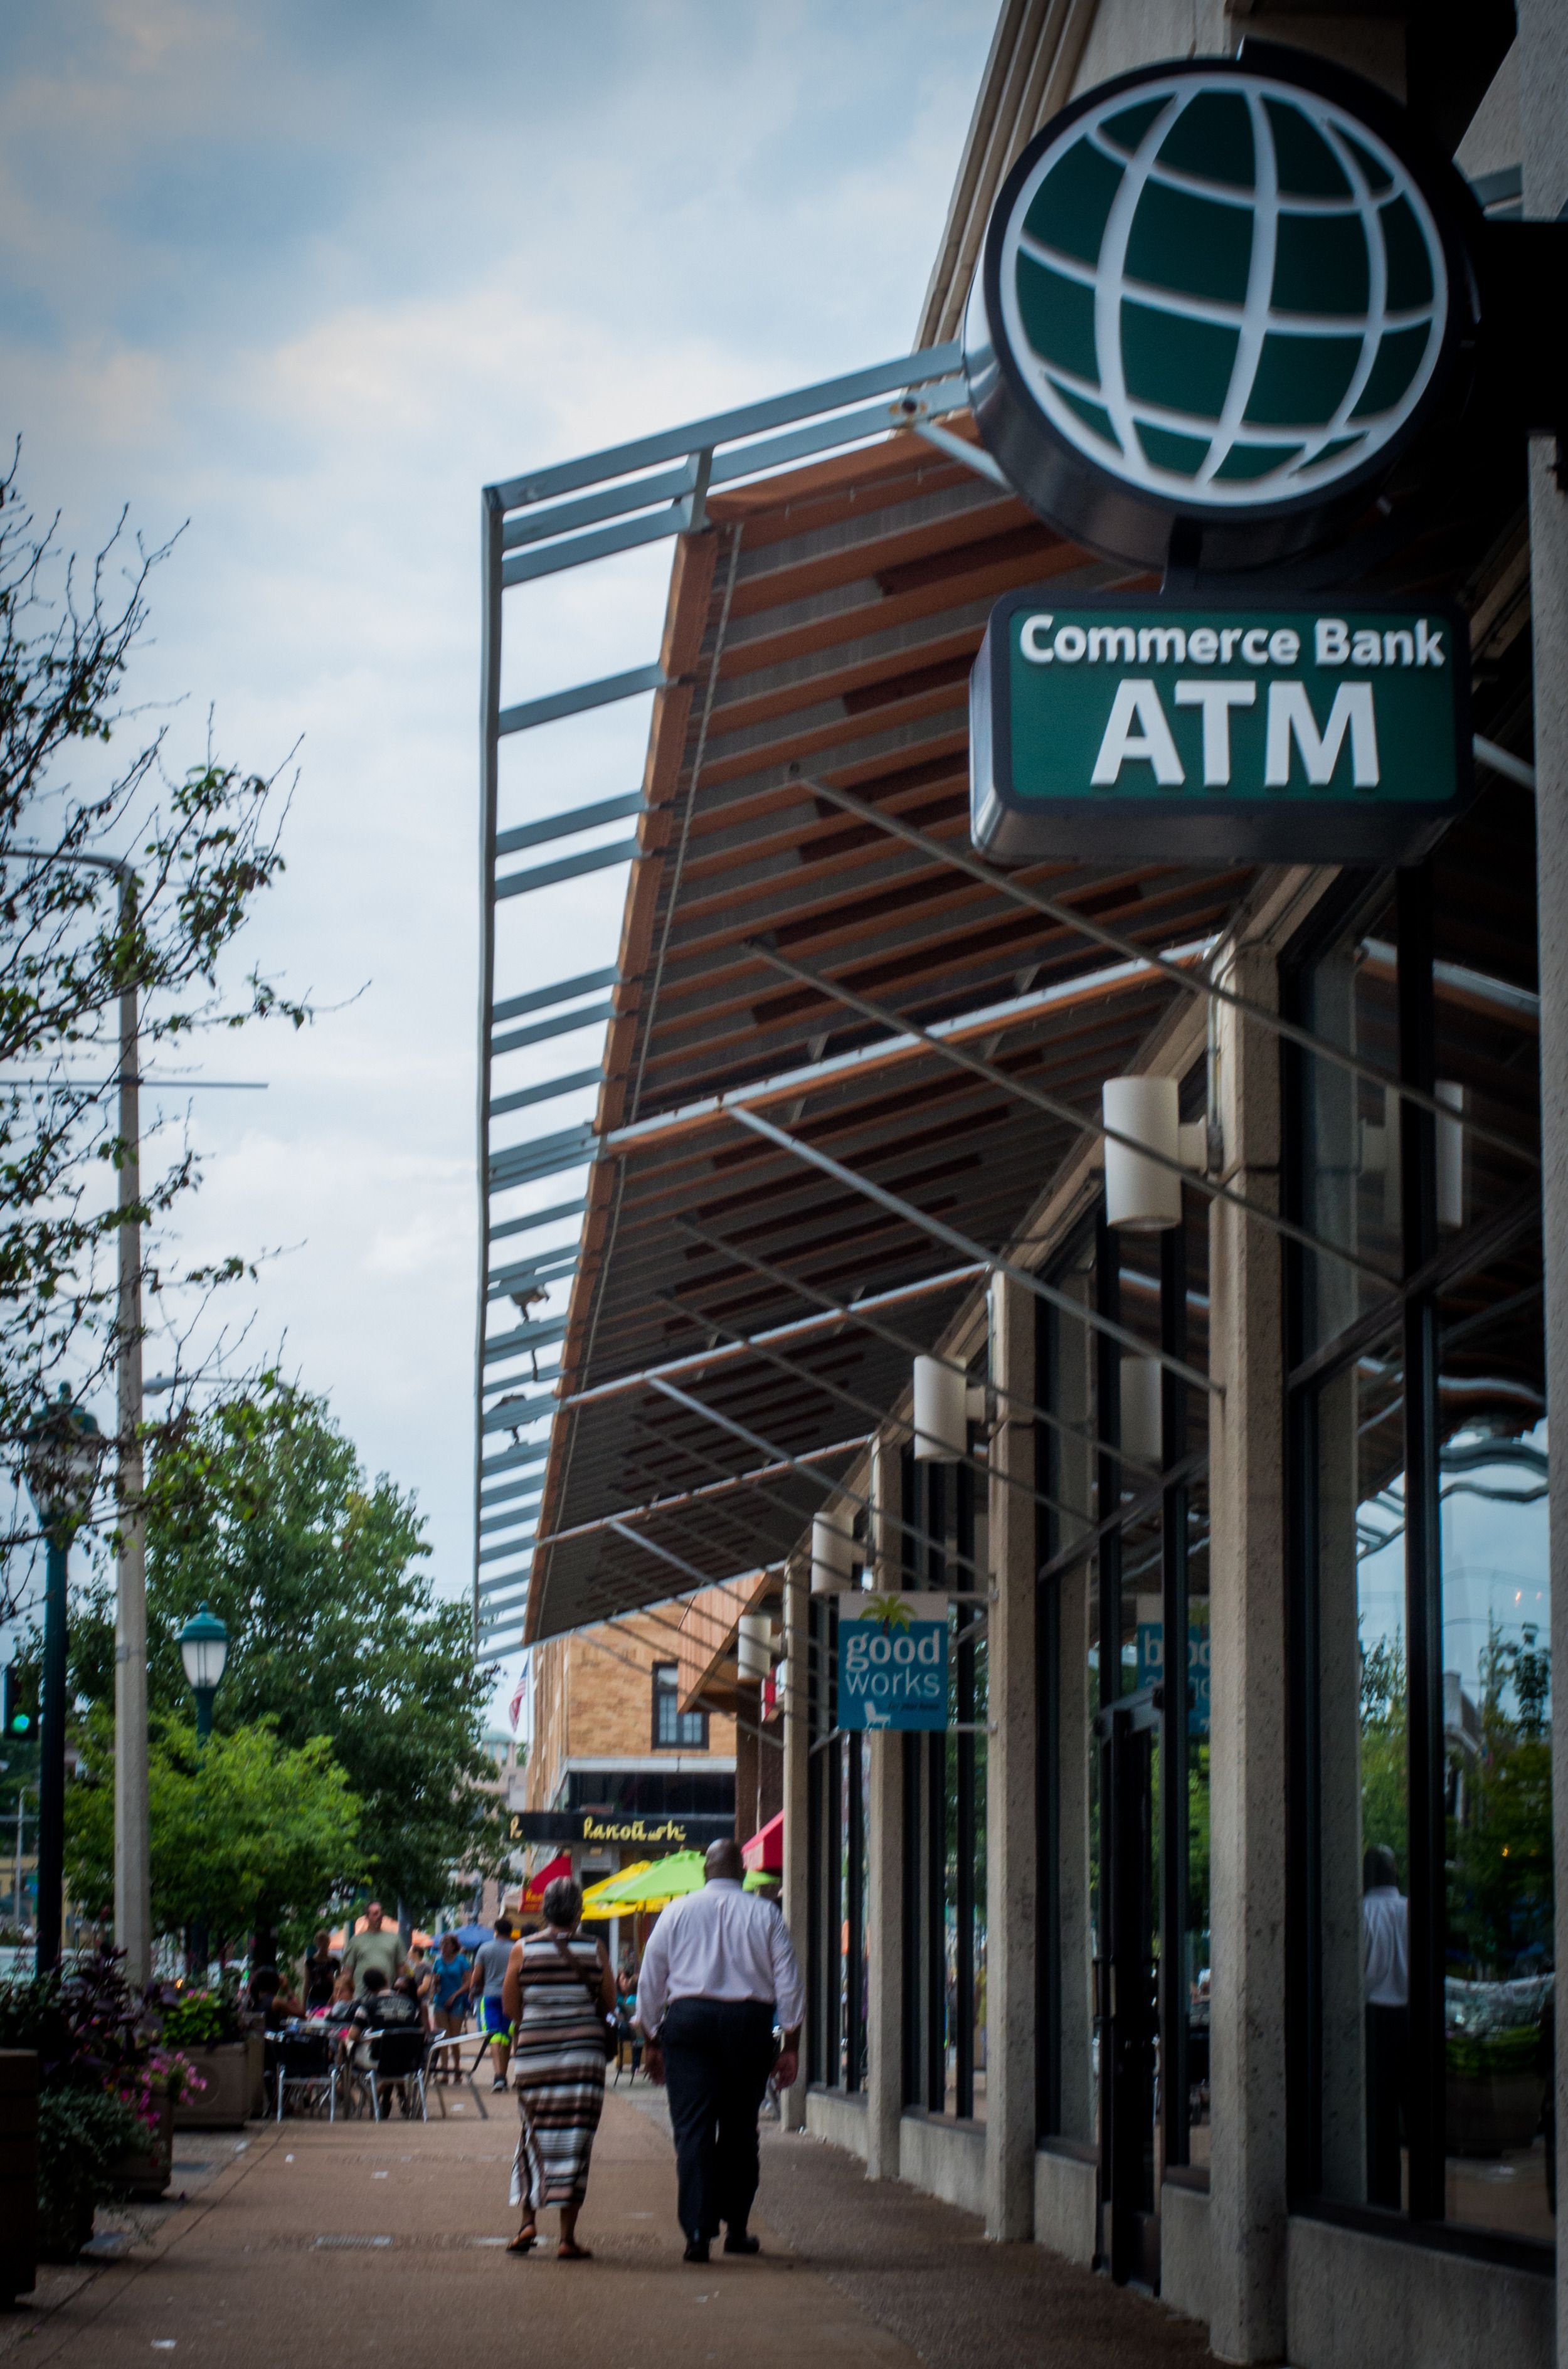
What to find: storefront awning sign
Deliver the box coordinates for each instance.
[837,1593,950,1732]
[971,591,1470,864]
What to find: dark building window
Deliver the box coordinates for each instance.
[1285,810,1550,2267]
[652,1663,707,1749]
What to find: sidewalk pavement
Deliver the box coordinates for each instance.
[1,2084,1216,2369]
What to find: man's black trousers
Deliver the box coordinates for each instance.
[660,1998,776,2241]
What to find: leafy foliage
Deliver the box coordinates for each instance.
[65,1707,363,1950]
[0,457,307,1601]
[64,1379,507,1924]
[1448,1618,1554,1976]
[1359,1624,1407,1887]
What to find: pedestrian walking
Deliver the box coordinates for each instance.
[300,1929,339,2009]
[341,1901,405,1995]
[637,1839,803,2264]
[501,1875,615,2260]
[469,1916,517,2092]
[428,1934,471,2079]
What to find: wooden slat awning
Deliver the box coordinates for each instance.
[515,421,1260,1641]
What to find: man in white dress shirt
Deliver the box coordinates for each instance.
[637,1838,805,2263]
[1362,1842,1409,2208]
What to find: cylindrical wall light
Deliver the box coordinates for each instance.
[736,1613,773,1682]
[1120,1355,1162,1468]
[810,1510,856,1594]
[1103,1076,1182,1230]
[913,1355,967,1461]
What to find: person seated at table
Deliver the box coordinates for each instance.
[247,1966,304,2028]
[312,1970,358,2026]
[392,1970,428,2030]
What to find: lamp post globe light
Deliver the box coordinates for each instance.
[21,1386,107,1973]
[176,1603,228,1743]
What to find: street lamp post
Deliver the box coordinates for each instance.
[21,1388,107,1973]
[176,1604,228,1743]
[176,1604,227,1978]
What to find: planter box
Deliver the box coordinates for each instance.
[0,2049,39,2301]
[174,2041,254,2129]
[1446,2069,1544,2156]
[110,2084,173,2202]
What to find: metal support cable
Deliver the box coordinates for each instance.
[746,936,1397,1288]
[802,776,1539,1169]
[549,1263,986,1419]
[726,1103,1219,1397]
[645,1373,994,1586]
[650,1290,1097,1532]
[1037,1451,1210,1587]
[672,1219,1140,1473]
[531,1429,872,1553]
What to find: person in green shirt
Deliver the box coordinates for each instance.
[341,1900,406,1995]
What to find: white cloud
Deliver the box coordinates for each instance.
[0,0,996,1708]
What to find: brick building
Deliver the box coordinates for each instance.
[518,1613,743,1907]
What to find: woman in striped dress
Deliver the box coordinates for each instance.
[502,1877,615,2258]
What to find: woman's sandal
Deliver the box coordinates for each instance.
[557,2240,591,2260]
[506,2228,536,2254]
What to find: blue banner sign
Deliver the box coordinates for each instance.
[1135,1612,1211,1737]
[837,1592,950,1732]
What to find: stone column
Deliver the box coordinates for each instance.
[734,1687,759,1846]
[1054,1262,1097,2146]
[984,1273,1038,2237]
[865,1725,904,2176]
[1518,13,1568,2360]
[780,1554,811,2131]
[864,1433,904,2175]
[1205,940,1288,2365]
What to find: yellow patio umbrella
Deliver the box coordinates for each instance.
[583,1850,707,1914]
[579,1861,651,1921]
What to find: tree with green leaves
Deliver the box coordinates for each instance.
[0,455,307,1603]
[65,1379,510,1926]
[65,1709,362,1951]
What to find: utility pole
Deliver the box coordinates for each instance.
[14,849,148,1981]
[113,872,150,1988]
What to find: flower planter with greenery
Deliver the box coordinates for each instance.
[163,1989,253,2129]
[0,1952,203,2258]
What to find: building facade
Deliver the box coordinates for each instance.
[477,6,1567,2367]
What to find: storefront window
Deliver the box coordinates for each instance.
[1037,1189,1211,2239]
[1288,832,1550,2267]
[1438,1254,1551,2245]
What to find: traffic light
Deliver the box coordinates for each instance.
[3,1663,36,1739]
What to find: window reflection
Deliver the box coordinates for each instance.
[1438,1260,1552,2245]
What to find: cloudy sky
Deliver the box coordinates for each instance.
[0,0,996,1719]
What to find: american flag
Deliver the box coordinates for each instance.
[508,1657,529,1732]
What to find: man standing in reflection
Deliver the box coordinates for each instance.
[1363,1843,1409,2208]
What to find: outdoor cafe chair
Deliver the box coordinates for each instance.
[270,2027,338,2123]
[364,2026,428,2121]
[424,2029,492,2118]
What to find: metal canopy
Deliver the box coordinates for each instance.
[475,347,1262,1651]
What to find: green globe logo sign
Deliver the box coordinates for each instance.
[968,53,1468,570]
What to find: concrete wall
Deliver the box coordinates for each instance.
[1035,2144,1098,2266]
[806,2085,868,2160]
[899,2110,987,2218]
[1160,2181,1212,2326]
[1286,2217,1552,2369]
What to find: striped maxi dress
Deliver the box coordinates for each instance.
[509,1931,608,2212]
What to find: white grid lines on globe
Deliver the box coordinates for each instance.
[999,73,1447,507]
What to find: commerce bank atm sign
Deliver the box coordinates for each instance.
[970,592,1470,867]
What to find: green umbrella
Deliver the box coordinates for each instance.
[580,1851,778,1919]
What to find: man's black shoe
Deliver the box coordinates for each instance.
[683,2238,710,2263]
[723,2231,761,2255]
